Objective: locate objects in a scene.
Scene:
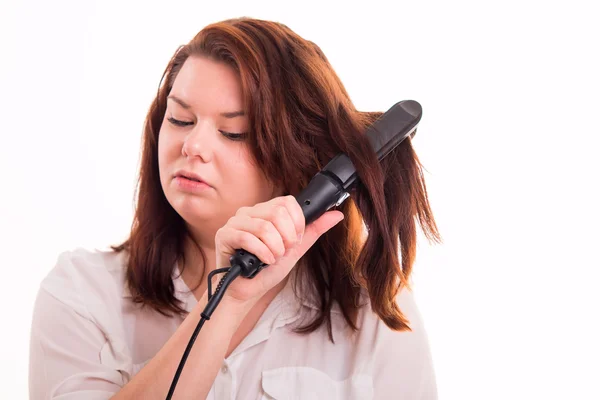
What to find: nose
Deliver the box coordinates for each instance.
[181,121,215,162]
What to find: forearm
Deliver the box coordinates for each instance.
[112,292,251,399]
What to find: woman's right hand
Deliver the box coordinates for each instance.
[214,195,344,307]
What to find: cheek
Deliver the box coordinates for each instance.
[225,154,271,202]
[246,168,278,202]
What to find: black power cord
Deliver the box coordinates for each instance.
[165,247,270,399]
[165,264,243,399]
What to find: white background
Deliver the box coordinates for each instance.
[1,0,599,398]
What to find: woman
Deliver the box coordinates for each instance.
[29,17,441,399]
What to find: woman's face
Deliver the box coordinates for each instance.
[158,56,279,240]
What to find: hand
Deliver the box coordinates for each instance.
[214,195,344,306]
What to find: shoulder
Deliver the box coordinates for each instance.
[355,285,434,363]
[39,247,129,319]
[355,286,437,398]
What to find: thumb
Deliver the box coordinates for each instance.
[254,210,344,289]
[294,210,345,257]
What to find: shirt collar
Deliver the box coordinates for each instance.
[121,259,344,316]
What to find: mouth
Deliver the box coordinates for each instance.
[174,170,212,191]
[178,175,203,183]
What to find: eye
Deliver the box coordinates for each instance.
[219,130,247,141]
[168,117,247,141]
[167,117,193,127]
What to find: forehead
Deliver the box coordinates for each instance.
[169,56,244,113]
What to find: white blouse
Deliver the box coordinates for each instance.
[29,248,437,399]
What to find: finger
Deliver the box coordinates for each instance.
[269,204,301,249]
[251,195,305,238]
[253,210,344,287]
[236,197,303,249]
[229,215,286,261]
[218,226,277,265]
[279,195,306,238]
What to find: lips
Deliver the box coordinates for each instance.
[182,175,202,182]
[174,170,210,186]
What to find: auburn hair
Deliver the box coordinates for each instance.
[112,17,441,340]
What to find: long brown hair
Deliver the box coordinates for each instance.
[112,17,441,340]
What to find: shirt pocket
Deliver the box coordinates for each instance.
[260,366,373,400]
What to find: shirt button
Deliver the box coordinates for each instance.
[221,364,228,373]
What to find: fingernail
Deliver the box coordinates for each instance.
[297,233,303,243]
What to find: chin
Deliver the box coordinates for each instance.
[175,200,214,220]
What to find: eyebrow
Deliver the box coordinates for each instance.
[167,95,245,118]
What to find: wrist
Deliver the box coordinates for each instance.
[193,290,255,323]
[220,293,258,318]
[188,293,251,341]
